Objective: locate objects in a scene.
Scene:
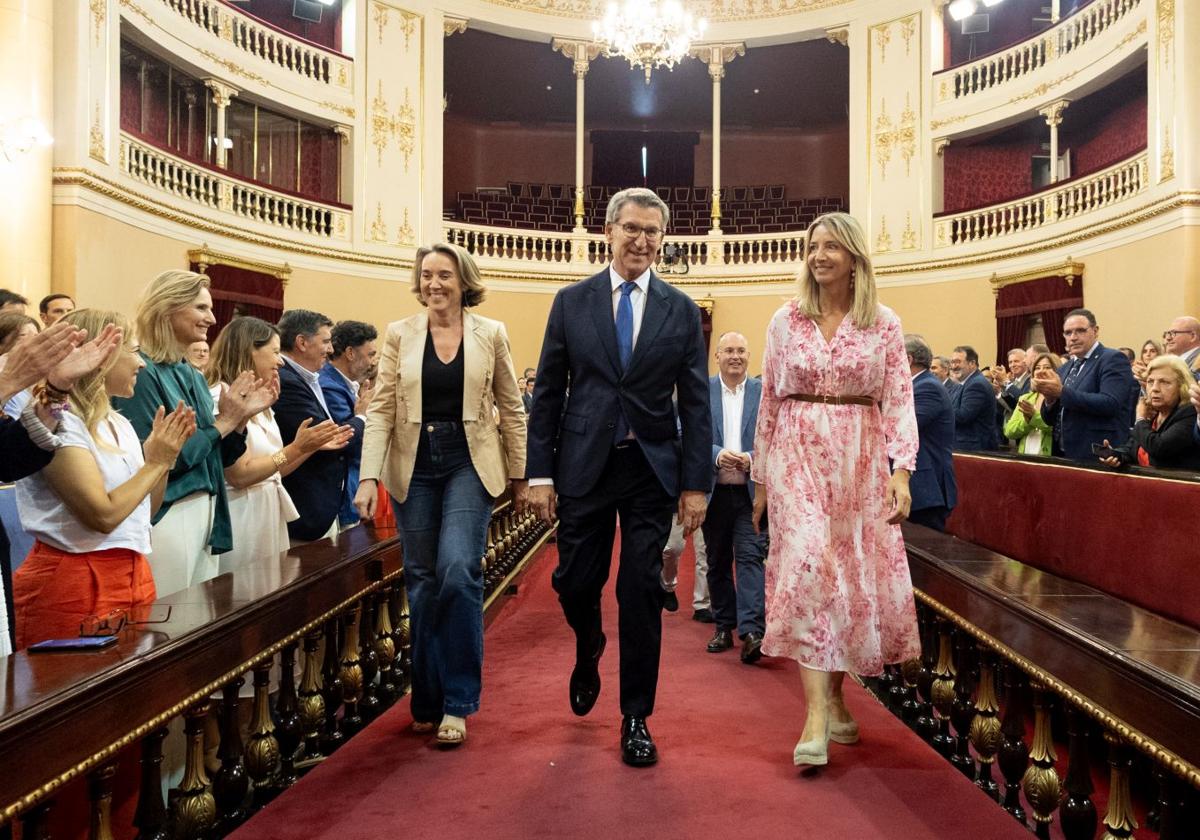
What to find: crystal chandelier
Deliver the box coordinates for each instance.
[592,0,708,85]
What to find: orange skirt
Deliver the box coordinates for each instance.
[12,540,156,650]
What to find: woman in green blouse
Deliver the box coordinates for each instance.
[113,270,274,597]
[1003,352,1061,457]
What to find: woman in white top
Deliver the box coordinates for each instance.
[12,309,196,650]
[207,316,352,572]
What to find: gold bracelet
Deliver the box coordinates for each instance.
[271,449,289,471]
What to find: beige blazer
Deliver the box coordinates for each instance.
[360,310,527,504]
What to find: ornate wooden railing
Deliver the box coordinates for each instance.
[935,0,1143,103]
[0,499,551,838]
[147,0,352,89]
[120,133,352,241]
[934,151,1147,247]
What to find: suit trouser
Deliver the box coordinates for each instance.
[700,484,766,637]
[552,443,675,717]
[661,521,709,610]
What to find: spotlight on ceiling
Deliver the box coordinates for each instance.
[981,0,1004,6]
[948,0,977,21]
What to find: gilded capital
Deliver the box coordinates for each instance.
[552,38,601,78]
[444,15,468,37]
[333,125,352,145]
[687,43,745,80]
[204,79,239,109]
[1037,99,1071,128]
[825,27,849,47]
[934,137,950,156]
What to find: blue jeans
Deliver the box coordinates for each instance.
[393,421,493,720]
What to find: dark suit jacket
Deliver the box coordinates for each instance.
[527,269,711,498]
[522,392,533,414]
[1041,343,1135,461]
[1000,374,1031,411]
[951,370,997,452]
[318,363,367,525]
[1114,403,1200,470]
[708,374,761,501]
[0,417,54,482]
[276,361,350,541]
[911,370,958,513]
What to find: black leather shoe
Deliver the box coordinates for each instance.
[621,716,658,766]
[740,631,764,664]
[691,608,714,623]
[663,590,679,612]
[706,628,734,653]
[569,632,606,716]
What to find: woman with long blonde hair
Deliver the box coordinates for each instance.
[751,212,921,768]
[112,271,275,596]
[12,309,196,648]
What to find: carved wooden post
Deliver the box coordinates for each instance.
[173,705,217,838]
[997,665,1029,825]
[1099,733,1137,839]
[297,629,326,760]
[949,632,978,778]
[930,621,957,759]
[133,727,170,840]
[274,642,303,789]
[1059,703,1096,840]
[914,606,938,742]
[244,662,280,805]
[393,581,412,695]
[20,802,52,840]
[212,677,250,829]
[899,657,922,726]
[338,604,364,737]
[1021,682,1062,839]
[374,588,399,707]
[320,617,345,753]
[358,597,381,722]
[88,762,118,840]
[969,648,1001,801]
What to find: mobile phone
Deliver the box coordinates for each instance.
[1091,443,1116,459]
[27,635,119,653]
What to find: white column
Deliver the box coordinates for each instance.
[204,79,239,168]
[690,43,743,253]
[553,39,599,237]
[333,124,351,205]
[1038,99,1070,183]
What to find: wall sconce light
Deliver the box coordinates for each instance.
[948,0,977,21]
[0,117,53,162]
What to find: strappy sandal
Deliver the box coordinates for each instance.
[436,715,467,747]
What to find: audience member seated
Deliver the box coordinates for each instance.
[275,309,354,544]
[1034,307,1135,462]
[12,309,196,650]
[949,345,997,451]
[207,317,352,572]
[1003,352,1061,456]
[905,335,957,532]
[113,271,274,597]
[38,294,75,328]
[1098,355,1200,471]
[319,321,376,529]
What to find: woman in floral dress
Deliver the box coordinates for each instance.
[751,212,921,768]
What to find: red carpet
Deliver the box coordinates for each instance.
[233,542,1031,840]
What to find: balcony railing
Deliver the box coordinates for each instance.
[935,151,1147,247]
[149,0,352,89]
[442,221,808,274]
[936,0,1142,103]
[121,133,351,241]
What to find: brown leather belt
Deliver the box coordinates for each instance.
[787,393,876,407]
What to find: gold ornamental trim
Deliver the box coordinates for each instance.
[188,245,293,284]
[0,568,403,823]
[477,0,854,23]
[988,258,1084,293]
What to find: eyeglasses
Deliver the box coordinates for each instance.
[1063,327,1094,337]
[1163,330,1196,339]
[80,609,128,637]
[617,222,663,242]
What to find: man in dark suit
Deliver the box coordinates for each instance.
[950,345,997,451]
[998,347,1032,411]
[700,331,766,664]
[905,336,957,532]
[528,187,711,767]
[521,367,536,414]
[1036,308,1136,461]
[276,309,354,543]
[319,320,376,528]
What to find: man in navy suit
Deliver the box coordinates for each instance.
[905,336,957,532]
[319,321,376,528]
[699,331,767,664]
[276,310,355,543]
[528,187,711,767]
[950,345,997,451]
[1036,308,1135,461]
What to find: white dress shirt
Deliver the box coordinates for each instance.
[283,354,331,418]
[717,376,748,485]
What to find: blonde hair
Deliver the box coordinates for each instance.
[794,212,879,329]
[411,243,487,308]
[1146,354,1196,402]
[136,270,211,363]
[61,309,133,444]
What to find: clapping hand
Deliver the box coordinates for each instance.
[48,323,124,389]
[992,365,1010,387]
[1030,366,1063,401]
[0,321,88,398]
[143,401,198,467]
[219,371,276,423]
[293,417,353,454]
[1132,359,1148,384]
[1016,399,1036,419]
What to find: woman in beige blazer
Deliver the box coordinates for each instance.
[355,242,527,747]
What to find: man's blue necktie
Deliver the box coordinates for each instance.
[1065,357,1083,386]
[616,281,636,371]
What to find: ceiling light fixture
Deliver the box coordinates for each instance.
[948,0,977,21]
[592,0,707,85]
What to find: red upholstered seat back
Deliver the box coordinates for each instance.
[945,454,1200,628]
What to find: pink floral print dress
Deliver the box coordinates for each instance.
[750,301,921,675]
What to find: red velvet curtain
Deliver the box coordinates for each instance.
[995,274,1083,360]
[189,262,285,338]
